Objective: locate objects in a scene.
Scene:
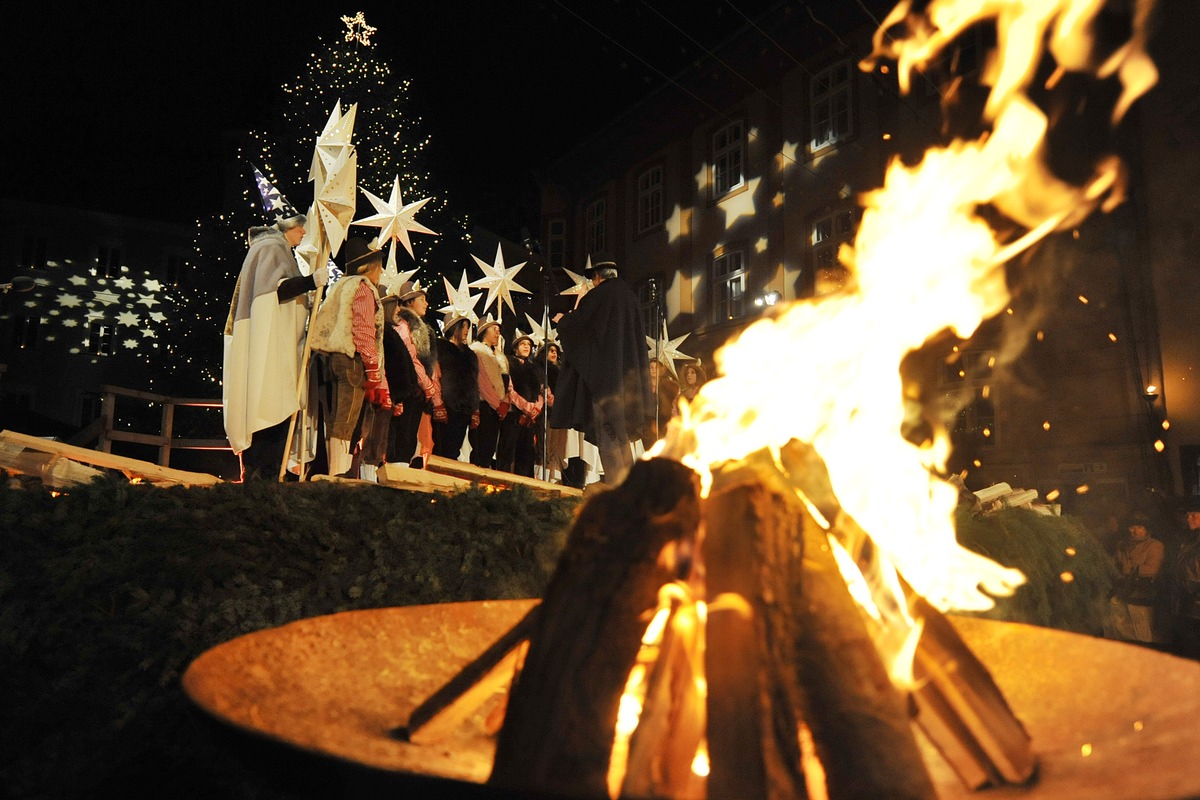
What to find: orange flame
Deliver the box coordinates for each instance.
[652,0,1157,614]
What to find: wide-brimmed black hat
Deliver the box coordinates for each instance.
[583,253,617,276]
[343,237,384,274]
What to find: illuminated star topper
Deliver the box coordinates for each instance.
[352,176,437,280]
[439,271,482,326]
[341,11,377,46]
[469,244,531,321]
[646,321,693,379]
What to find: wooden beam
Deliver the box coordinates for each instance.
[426,455,582,499]
[0,430,221,486]
[395,604,539,745]
[377,463,475,494]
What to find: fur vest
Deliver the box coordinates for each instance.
[508,356,543,403]
[397,308,436,376]
[471,341,508,400]
[437,338,480,414]
[308,275,384,359]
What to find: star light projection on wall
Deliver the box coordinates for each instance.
[2,258,176,363]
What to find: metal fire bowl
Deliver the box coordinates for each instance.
[182,599,1200,799]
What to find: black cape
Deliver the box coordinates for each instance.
[550,277,651,445]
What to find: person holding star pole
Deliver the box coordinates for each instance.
[222,168,327,480]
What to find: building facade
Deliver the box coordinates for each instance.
[537,1,1195,506]
[0,199,191,434]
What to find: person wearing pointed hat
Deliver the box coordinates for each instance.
[432,309,480,461]
[223,169,328,480]
[469,315,509,469]
[308,237,392,476]
[495,332,545,476]
[382,279,442,468]
[550,255,651,485]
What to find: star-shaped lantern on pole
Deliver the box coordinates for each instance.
[352,175,437,285]
[469,244,531,322]
[439,271,482,326]
[559,256,593,309]
[309,101,357,194]
[646,321,694,379]
[524,312,558,350]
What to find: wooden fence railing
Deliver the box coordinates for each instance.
[70,384,230,468]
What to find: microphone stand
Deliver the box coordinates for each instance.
[523,234,551,482]
[650,277,662,441]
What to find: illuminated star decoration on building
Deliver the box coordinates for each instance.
[351,175,437,284]
[439,272,482,326]
[469,244,531,322]
[0,254,178,358]
[646,322,694,379]
[341,11,377,46]
[560,256,593,309]
[524,312,558,350]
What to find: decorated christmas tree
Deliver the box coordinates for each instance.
[161,12,469,397]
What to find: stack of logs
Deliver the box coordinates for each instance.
[405,445,1036,799]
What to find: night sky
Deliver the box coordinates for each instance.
[1,0,788,233]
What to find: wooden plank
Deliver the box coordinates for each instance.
[426,455,582,499]
[99,384,170,403]
[172,438,233,450]
[378,463,475,494]
[0,443,106,489]
[0,430,221,486]
[104,430,169,448]
[395,604,540,745]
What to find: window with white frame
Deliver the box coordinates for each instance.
[637,165,663,232]
[547,219,566,270]
[88,320,114,356]
[712,120,745,198]
[165,255,186,287]
[711,248,746,324]
[810,60,853,152]
[93,246,122,279]
[585,198,606,256]
[22,236,47,269]
[11,313,40,349]
[812,209,857,295]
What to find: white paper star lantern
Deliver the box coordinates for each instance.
[353,176,438,281]
[309,101,357,192]
[560,257,593,308]
[438,272,482,325]
[313,148,358,258]
[469,244,530,321]
[524,312,558,349]
[646,322,693,379]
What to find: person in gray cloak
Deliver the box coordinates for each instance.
[223,167,328,480]
[550,256,651,485]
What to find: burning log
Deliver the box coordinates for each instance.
[702,461,809,799]
[488,458,702,798]
[790,506,937,800]
[778,440,1036,790]
[619,598,705,800]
